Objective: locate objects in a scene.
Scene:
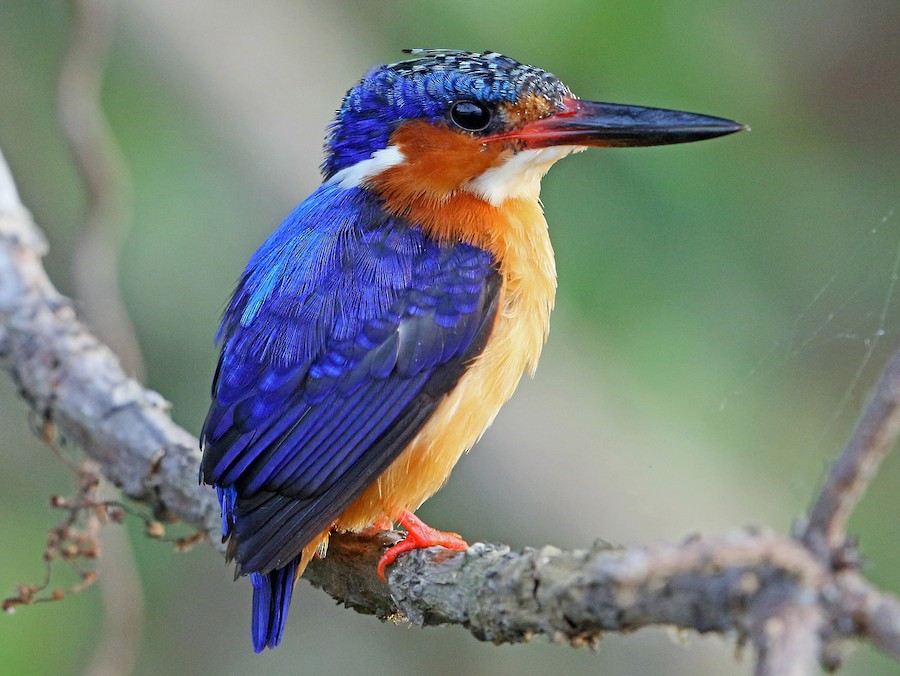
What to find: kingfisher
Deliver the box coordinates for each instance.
[199,49,744,652]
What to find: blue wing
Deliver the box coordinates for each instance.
[200,183,501,576]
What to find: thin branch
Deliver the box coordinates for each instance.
[802,346,900,561]
[58,0,144,377]
[1,145,899,673]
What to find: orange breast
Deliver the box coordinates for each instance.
[335,196,556,530]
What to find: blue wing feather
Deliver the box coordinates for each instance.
[200,183,500,576]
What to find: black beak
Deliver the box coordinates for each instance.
[488,96,747,148]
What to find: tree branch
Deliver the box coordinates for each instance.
[801,345,900,562]
[752,599,823,676]
[1,145,899,674]
[0,147,218,540]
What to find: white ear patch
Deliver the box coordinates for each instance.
[329,146,406,189]
[464,146,585,206]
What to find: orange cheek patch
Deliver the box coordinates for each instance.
[374,120,505,198]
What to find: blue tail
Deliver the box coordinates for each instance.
[250,558,299,652]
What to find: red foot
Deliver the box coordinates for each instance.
[377,510,468,581]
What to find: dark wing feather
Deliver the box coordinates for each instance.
[227,295,499,574]
[200,184,501,575]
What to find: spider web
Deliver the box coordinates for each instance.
[809,210,900,443]
[721,208,900,453]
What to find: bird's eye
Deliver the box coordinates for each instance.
[449,101,492,132]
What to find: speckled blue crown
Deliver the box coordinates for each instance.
[322,49,571,178]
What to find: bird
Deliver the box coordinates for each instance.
[199,48,745,652]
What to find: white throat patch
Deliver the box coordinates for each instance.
[329,146,406,189]
[464,146,585,206]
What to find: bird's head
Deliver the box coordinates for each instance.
[323,49,744,242]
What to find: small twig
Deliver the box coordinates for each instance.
[2,461,104,613]
[802,346,900,562]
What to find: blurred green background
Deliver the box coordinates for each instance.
[1,1,898,674]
